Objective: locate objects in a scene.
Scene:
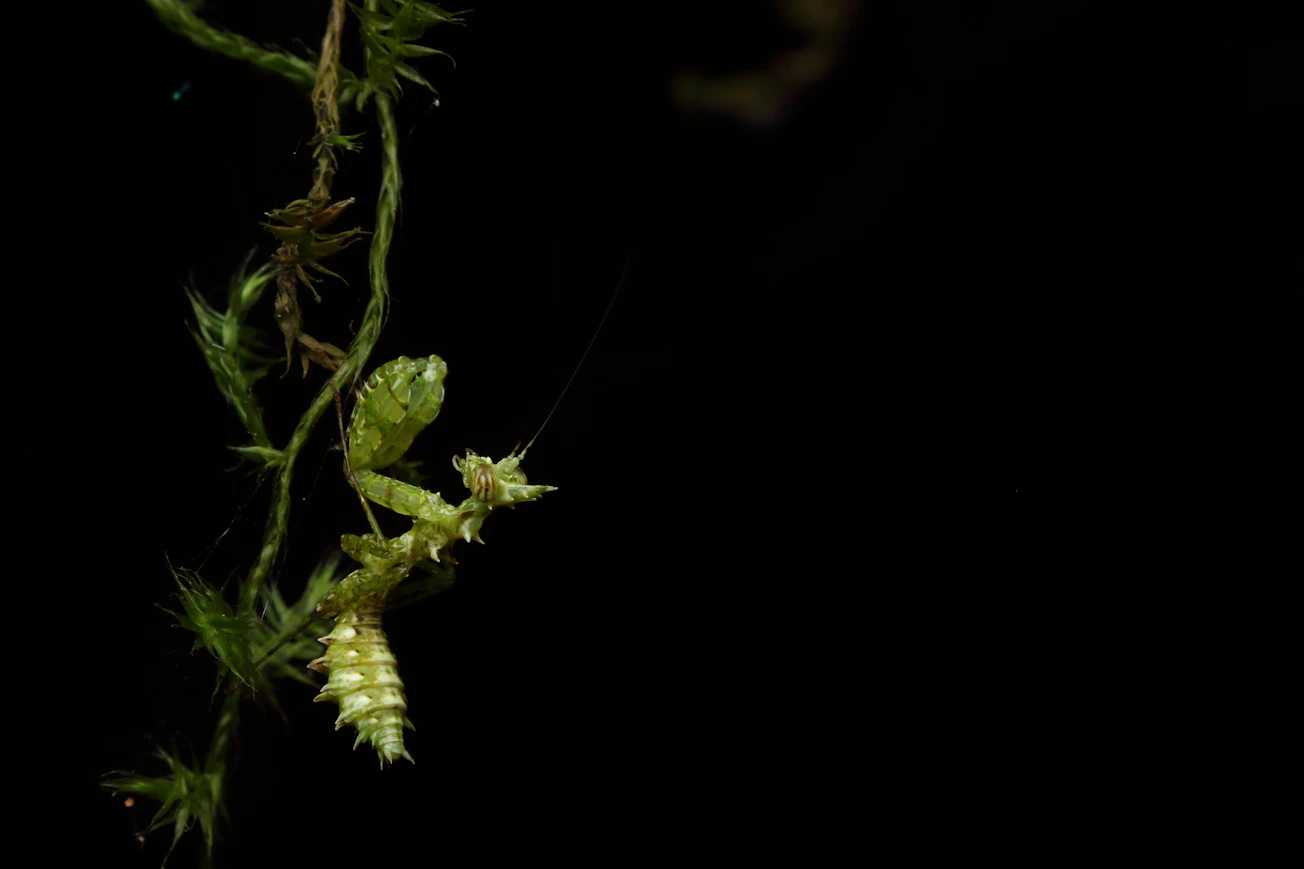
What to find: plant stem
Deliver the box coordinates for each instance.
[309,0,348,206]
[369,91,401,316]
[145,0,321,89]
[205,690,239,781]
[238,90,402,618]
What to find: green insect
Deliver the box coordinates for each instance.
[308,355,556,765]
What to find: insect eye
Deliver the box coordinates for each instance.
[471,463,497,502]
[513,467,527,485]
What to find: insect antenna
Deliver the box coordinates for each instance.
[401,95,441,160]
[521,255,630,456]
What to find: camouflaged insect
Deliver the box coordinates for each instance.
[308,355,556,765]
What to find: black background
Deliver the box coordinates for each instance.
[38,1,1302,864]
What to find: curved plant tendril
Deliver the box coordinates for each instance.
[106,1,462,860]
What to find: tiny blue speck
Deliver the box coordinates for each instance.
[172,81,191,102]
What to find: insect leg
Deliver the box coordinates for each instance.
[353,468,456,522]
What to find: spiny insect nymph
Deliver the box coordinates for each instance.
[309,355,556,765]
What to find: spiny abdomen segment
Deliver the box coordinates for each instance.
[308,604,414,766]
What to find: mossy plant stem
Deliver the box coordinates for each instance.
[145,0,321,89]
[309,0,348,205]
[238,80,401,620]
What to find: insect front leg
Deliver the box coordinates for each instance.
[348,355,448,473]
[354,469,458,522]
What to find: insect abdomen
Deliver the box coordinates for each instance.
[309,604,414,765]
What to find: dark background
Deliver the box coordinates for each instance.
[40,1,1301,864]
